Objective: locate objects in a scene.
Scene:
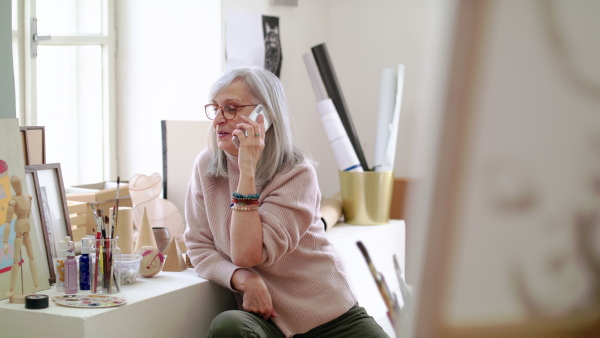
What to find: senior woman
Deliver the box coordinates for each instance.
[184,66,388,337]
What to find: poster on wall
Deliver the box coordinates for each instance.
[225,10,282,77]
[0,118,51,301]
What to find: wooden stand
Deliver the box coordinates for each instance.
[9,293,33,304]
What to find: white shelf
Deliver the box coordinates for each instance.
[0,270,236,338]
[0,220,405,337]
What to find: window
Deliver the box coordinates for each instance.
[12,0,116,187]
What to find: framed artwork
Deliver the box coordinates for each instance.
[26,163,72,282]
[0,118,51,300]
[20,126,46,166]
[24,170,54,283]
[413,1,600,337]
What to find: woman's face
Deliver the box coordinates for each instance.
[212,80,258,156]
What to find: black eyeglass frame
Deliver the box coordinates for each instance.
[204,103,259,121]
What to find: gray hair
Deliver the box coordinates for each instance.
[206,66,308,188]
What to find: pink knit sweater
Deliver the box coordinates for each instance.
[184,149,357,336]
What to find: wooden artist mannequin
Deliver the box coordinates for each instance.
[3,175,39,298]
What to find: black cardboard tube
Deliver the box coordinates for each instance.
[311,43,370,172]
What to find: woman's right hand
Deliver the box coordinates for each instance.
[231,269,277,320]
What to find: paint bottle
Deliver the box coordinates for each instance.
[65,241,78,294]
[54,240,67,292]
[79,238,91,291]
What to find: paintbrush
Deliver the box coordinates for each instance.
[91,205,102,293]
[393,254,412,311]
[103,215,111,291]
[356,241,399,318]
[105,213,120,293]
[112,176,120,239]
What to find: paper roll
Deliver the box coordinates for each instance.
[311,43,370,171]
[320,192,342,231]
[317,99,363,172]
[302,52,328,102]
[377,64,405,172]
[373,68,397,171]
[114,207,134,255]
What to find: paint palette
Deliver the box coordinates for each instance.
[52,295,127,308]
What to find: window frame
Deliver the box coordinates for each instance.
[12,0,117,184]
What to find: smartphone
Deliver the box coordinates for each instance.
[233,104,272,148]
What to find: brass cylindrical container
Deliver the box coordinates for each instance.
[339,171,393,225]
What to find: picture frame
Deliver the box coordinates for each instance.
[26,163,72,284]
[24,169,54,283]
[20,126,46,166]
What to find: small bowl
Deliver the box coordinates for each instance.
[116,254,142,285]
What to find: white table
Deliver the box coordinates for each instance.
[0,269,236,338]
[0,220,405,338]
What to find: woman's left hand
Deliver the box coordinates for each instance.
[231,269,277,320]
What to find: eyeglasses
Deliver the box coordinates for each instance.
[204,103,258,120]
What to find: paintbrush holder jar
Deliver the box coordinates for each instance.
[339,171,393,225]
[91,238,121,294]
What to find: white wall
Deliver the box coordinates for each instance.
[222,0,455,198]
[116,0,222,184]
[117,0,455,199]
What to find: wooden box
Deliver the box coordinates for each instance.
[66,182,132,236]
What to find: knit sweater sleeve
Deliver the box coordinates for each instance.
[258,161,322,267]
[184,150,239,290]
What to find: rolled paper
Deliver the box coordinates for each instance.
[302,52,328,102]
[381,64,405,172]
[320,192,342,231]
[373,68,398,171]
[317,99,363,172]
[311,43,369,172]
[114,207,134,254]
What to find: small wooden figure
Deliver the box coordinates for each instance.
[2,175,39,303]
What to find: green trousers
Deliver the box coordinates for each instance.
[207,304,390,338]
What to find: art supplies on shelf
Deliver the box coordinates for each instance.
[373,65,404,172]
[310,43,370,172]
[89,177,122,295]
[303,52,363,172]
[304,43,405,174]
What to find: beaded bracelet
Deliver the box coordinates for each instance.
[231,204,259,211]
[232,199,260,205]
[232,191,260,200]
